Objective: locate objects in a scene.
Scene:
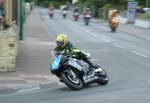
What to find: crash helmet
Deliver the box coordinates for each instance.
[86,7,90,11]
[56,33,68,48]
[112,9,118,14]
[111,9,118,17]
[75,7,79,12]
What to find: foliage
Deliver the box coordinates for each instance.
[25,0,33,3]
[139,13,150,20]
[134,0,146,3]
[50,1,64,9]
[102,4,112,19]
[130,0,147,6]
[35,0,64,8]
[77,0,108,17]
[77,0,128,17]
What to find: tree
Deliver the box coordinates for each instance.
[132,0,147,6]
[25,0,33,3]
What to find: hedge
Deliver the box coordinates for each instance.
[139,13,150,20]
[50,2,64,9]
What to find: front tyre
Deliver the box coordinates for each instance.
[61,70,83,90]
[97,77,109,85]
[96,69,109,85]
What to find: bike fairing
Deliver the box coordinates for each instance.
[51,54,62,71]
[51,50,83,74]
[51,53,95,83]
[51,34,108,90]
[50,50,109,90]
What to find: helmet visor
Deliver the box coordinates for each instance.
[56,41,64,47]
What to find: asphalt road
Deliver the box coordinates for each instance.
[0,8,150,103]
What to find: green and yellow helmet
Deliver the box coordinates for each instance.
[56,33,68,48]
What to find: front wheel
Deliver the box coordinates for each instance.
[96,69,109,85]
[61,69,83,90]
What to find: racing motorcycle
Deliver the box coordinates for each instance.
[84,12,91,26]
[62,10,67,19]
[51,50,109,90]
[49,10,54,19]
[73,8,80,21]
[110,16,119,32]
[73,11,79,21]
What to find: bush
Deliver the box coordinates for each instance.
[50,2,64,9]
[139,13,150,20]
[101,3,126,19]
[77,1,97,17]
[41,1,49,7]
[102,4,112,19]
[37,1,64,8]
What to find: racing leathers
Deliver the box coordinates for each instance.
[54,41,97,69]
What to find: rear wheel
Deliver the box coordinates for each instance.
[84,18,90,26]
[86,22,89,26]
[61,69,83,90]
[63,14,67,19]
[111,27,116,32]
[50,14,53,19]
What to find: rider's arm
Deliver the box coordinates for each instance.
[68,42,87,55]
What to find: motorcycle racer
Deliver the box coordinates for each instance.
[54,33,98,69]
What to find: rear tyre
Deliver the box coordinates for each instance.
[61,69,83,90]
[84,18,89,26]
[50,15,53,19]
[111,27,116,32]
[63,14,67,19]
[86,22,89,26]
[74,16,78,21]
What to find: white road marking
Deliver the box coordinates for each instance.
[16,86,41,93]
[20,41,56,46]
[19,74,56,81]
[100,37,111,43]
[79,30,112,42]
[85,49,110,52]
[58,82,64,86]
[24,38,38,41]
[84,30,99,37]
[91,33,99,37]
[148,80,150,83]
[68,22,74,25]
[130,50,149,58]
[146,38,150,40]
[85,30,91,33]
[72,28,77,31]
[90,59,98,61]
[81,28,86,30]
[75,26,81,28]
[0,77,24,81]
[43,16,51,19]
[113,43,126,49]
